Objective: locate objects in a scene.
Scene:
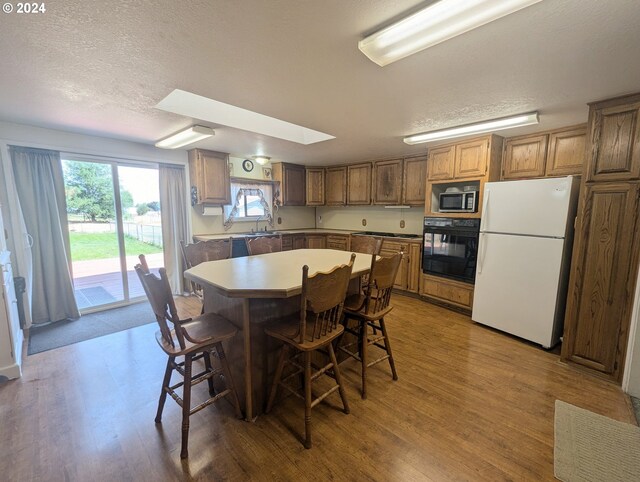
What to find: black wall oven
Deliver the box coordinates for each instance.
[423,217,481,284]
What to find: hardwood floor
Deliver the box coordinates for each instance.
[0,294,634,481]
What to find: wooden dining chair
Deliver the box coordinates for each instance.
[264,254,356,449]
[339,252,403,399]
[246,235,282,255]
[135,254,243,459]
[181,238,232,302]
[349,235,382,255]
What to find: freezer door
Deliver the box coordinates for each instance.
[472,233,565,348]
[481,176,579,238]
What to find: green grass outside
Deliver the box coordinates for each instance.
[69,232,162,261]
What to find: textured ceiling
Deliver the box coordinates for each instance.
[1,0,639,165]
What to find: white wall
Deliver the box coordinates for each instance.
[316,205,424,234]
[623,263,640,397]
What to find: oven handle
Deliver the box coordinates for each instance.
[477,232,487,275]
[480,189,490,232]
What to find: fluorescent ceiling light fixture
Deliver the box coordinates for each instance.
[253,156,271,165]
[359,0,543,66]
[155,125,214,149]
[156,89,335,145]
[404,112,539,144]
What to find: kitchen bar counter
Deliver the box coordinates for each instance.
[184,249,372,420]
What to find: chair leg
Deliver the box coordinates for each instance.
[360,320,368,400]
[379,317,398,381]
[203,350,216,396]
[180,354,193,459]
[215,342,243,419]
[155,356,174,423]
[303,351,312,450]
[265,344,288,414]
[328,343,350,415]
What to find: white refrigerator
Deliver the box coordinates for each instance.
[472,176,580,348]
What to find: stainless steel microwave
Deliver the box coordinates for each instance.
[438,191,478,213]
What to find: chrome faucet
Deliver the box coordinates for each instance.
[255,214,264,234]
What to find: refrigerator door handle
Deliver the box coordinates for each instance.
[478,233,487,275]
[480,190,490,232]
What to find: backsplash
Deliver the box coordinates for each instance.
[316,205,423,234]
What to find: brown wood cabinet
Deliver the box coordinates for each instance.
[272,162,306,206]
[402,155,428,206]
[407,242,421,293]
[347,163,372,205]
[292,235,306,250]
[325,167,347,206]
[562,93,640,383]
[380,240,408,290]
[188,149,231,205]
[502,134,548,180]
[501,125,587,180]
[562,182,640,379]
[372,159,403,205]
[454,138,489,178]
[305,235,326,249]
[420,273,474,312]
[547,128,587,176]
[427,146,455,181]
[586,99,640,182]
[281,235,293,251]
[305,168,325,206]
[425,134,503,218]
[327,235,349,251]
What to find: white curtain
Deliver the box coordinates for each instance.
[223,180,274,229]
[10,146,79,325]
[159,165,189,295]
[0,145,33,327]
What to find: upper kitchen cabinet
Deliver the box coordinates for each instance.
[325,166,347,205]
[502,134,548,180]
[402,155,428,205]
[372,158,403,205]
[454,138,489,178]
[347,162,372,205]
[501,125,587,180]
[272,162,306,206]
[188,149,231,205]
[546,127,587,176]
[585,95,640,182]
[427,145,455,180]
[306,168,325,206]
[425,134,503,218]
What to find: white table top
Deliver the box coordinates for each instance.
[184,249,372,298]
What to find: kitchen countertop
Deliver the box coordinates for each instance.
[194,228,422,241]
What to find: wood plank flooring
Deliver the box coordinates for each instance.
[0,294,634,481]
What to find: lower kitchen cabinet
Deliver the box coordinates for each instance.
[281,235,293,251]
[292,235,306,250]
[420,273,474,312]
[327,234,349,251]
[305,235,326,249]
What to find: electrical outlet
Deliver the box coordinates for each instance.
[277,217,282,225]
[318,215,322,223]
[362,219,367,226]
[400,220,405,229]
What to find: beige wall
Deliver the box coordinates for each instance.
[316,205,423,234]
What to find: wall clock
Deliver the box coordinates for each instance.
[242,159,254,172]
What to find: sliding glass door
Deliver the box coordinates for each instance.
[62,159,163,311]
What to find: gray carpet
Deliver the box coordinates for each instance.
[28,301,155,355]
[554,400,640,481]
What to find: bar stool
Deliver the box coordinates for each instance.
[264,254,356,449]
[135,255,243,459]
[339,252,402,399]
